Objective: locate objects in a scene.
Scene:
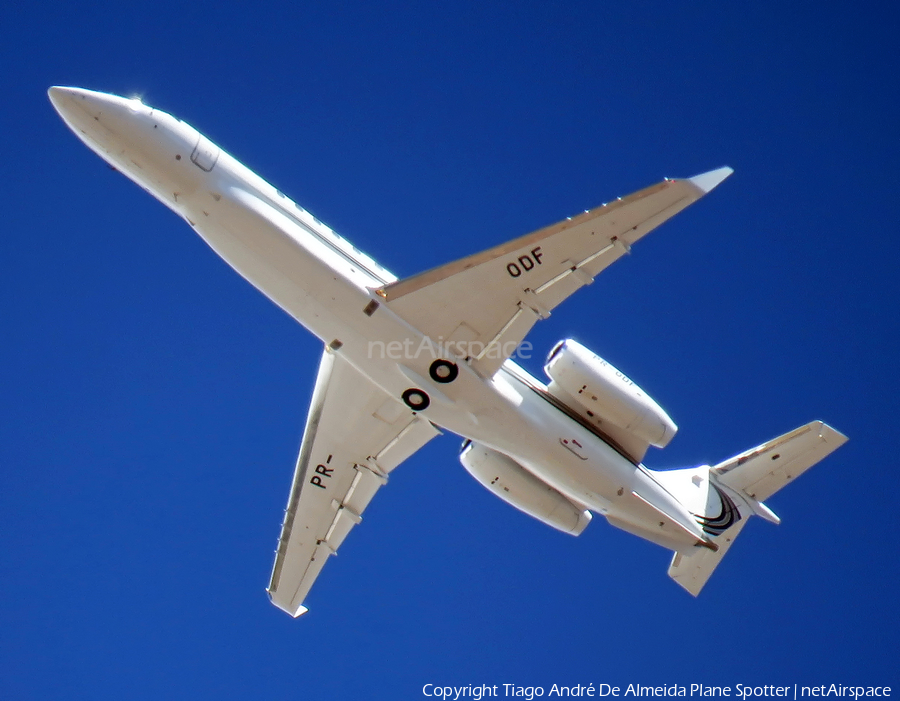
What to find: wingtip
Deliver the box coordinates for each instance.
[815,420,849,447]
[267,587,310,618]
[688,166,734,194]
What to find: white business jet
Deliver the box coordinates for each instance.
[49,87,847,616]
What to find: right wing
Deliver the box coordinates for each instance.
[267,348,440,617]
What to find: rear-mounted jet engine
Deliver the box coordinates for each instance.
[459,440,592,535]
[545,339,677,463]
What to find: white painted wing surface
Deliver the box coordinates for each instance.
[268,348,440,617]
[378,168,732,378]
[713,420,848,502]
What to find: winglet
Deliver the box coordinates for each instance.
[688,166,734,194]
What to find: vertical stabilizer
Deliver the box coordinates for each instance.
[655,421,847,595]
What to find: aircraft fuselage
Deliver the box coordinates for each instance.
[50,87,713,555]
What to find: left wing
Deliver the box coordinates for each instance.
[267,348,440,617]
[377,168,732,378]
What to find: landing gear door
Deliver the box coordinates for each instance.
[191,134,219,172]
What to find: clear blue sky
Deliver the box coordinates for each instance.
[2,2,898,699]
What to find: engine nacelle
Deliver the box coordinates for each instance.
[459,441,591,535]
[544,339,677,450]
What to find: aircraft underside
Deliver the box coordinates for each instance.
[49,86,847,616]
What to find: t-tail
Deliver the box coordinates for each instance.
[649,421,847,595]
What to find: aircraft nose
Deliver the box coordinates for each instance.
[49,86,147,136]
[47,85,71,110]
[48,85,194,179]
[49,85,210,208]
[48,86,90,130]
[48,85,83,112]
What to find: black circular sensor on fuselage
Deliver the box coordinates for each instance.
[402,388,430,411]
[429,359,459,384]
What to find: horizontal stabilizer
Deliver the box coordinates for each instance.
[713,421,847,502]
[665,420,847,595]
[668,519,748,596]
